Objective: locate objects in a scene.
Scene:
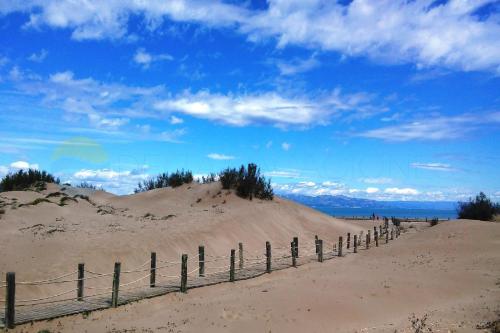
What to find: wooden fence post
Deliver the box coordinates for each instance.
[375,231,379,247]
[150,252,156,288]
[5,272,15,329]
[111,262,121,308]
[77,263,84,301]
[379,225,383,236]
[386,228,389,243]
[347,233,351,249]
[266,241,272,273]
[366,234,369,249]
[315,235,319,253]
[391,228,394,240]
[318,239,323,262]
[230,249,235,282]
[199,246,205,277]
[181,254,188,293]
[338,236,343,257]
[291,241,297,267]
[293,237,299,257]
[353,235,358,253]
[368,230,371,244]
[238,242,244,269]
[333,243,337,254]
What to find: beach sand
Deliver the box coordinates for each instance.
[0,183,499,332]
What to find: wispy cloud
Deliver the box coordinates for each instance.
[359,177,393,184]
[133,48,173,69]
[360,112,500,141]
[155,88,383,127]
[411,162,457,172]
[274,53,320,76]
[207,153,235,160]
[27,49,48,62]
[4,1,500,73]
[169,115,184,125]
[281,142,291,151]
[264,170,301,179]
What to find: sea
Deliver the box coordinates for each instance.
[312,206,458,220]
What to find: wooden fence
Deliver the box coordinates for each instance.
[0,224,401,329]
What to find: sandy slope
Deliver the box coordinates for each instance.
[4,220,498,333]
[1,184,499,332]
[0,182,362,300]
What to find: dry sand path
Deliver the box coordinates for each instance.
[9,220,499,333]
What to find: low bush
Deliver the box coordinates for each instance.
[0,169,60,192]
[218,163,273,200]
[429,218,439,226]
[19,198,52,207]
[135,169,193,193]
[77,182,98,190]
[457,192,499,221]
[200,173,217,184]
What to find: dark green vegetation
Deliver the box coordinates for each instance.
[0,169,59,192]
[76,181,99,190]
[457,192,499,221]
[135,170,194,193]
[219,163,273,200]
[429,217,439,226]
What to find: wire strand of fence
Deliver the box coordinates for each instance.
[119,273,151,288]
[16,288,78,303]
[16,271,78,286]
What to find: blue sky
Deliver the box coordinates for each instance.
[0,0,499,201]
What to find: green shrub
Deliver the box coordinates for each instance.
[135,169,193,193]
[219,163,273,200]
[457,192,499,221]
[200,173,217,184]
[429,217,439,226]
[219,168,239,189]
[19,198,52,207]
[0,169,60,192]
[76,182,98,190]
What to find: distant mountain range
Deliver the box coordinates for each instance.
[280,194,457,211]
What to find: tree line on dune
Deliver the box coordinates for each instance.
[134,163,274,200]
[2,168,500,216]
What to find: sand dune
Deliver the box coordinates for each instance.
[1,184,499,332]
[0,183,361,300]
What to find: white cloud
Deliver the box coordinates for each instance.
[366,187,379,194]
[384,187,419,195]
[298,181,316,187]
[360,112,500,141]
[169,115,184,124]
[359,177,393,184]
[264,170,300,179]
[281,142,291,151]
[27,49,48,62]
[275,54,320,76]
[411,162,457,172]
[10,68,383,130]
[10,161,39,170]
[322,181,343,187]
[133,48,173,69]
[154,88,380,127]
[207,153,235,160]
[3,1,500,73]
[70,168,150,194]
[0,165,9,176]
